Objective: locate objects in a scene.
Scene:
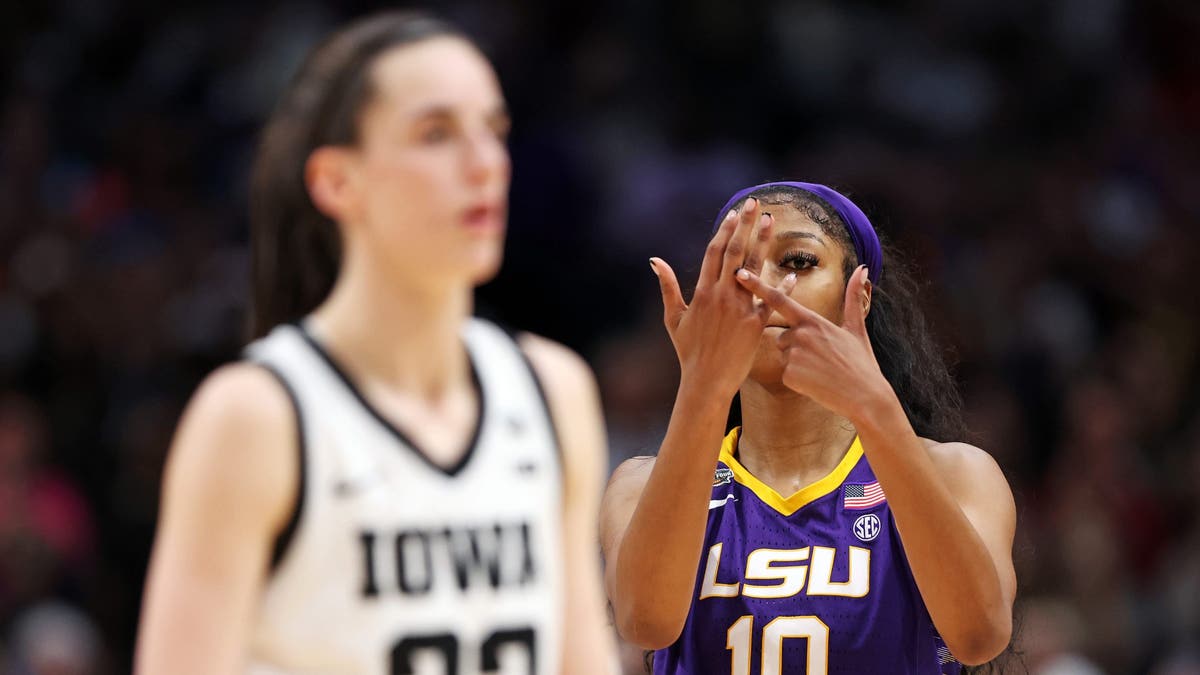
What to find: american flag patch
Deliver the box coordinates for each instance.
[844,481,886,509]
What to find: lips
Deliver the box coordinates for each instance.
[462,203,505,232]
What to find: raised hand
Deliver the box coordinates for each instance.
[650,198,795,398]
[733,264,891,419]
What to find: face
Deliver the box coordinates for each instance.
[314,36,512,287]
[746,204,855,388]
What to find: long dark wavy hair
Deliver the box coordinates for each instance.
[248,11,466,339]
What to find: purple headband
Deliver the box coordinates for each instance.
[714,181,882,285]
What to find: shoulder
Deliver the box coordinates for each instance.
[515,332,602,436]
[516,332,595,399]
[605,455,656,494]
[181,362,298,452]
[189,361,295,420]
[919,438,1015,514]
[515,333,606,497]
[163,362,299,530]
[919,439,1007,486]
[599,456,656,540]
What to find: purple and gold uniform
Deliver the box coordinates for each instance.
[654,428,960,675]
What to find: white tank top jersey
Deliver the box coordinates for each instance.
[241,318,564,675]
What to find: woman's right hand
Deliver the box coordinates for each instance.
[651,198,794,397]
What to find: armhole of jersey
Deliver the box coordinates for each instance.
[509,332,565,476]
[255,362,308,574]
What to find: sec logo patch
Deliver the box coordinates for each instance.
[853,513,881,542]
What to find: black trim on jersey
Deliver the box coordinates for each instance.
[255,363,307,573]
[511,334,564,475]
[294,323,486,478]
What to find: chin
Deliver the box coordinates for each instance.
[746,341,787,388]
[468,248,505,285]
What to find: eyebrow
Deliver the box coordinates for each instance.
[776,231,825,245]
[408,102,510,123]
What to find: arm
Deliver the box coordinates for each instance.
[737,265,1016,664]
[602,378,734,649]
[854,399,1015,664]
[135,364,298,675]
[599,455,655,613]
[519,334,618,675]
[602,200,789,649]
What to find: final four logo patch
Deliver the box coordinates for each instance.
[713,466,734,487]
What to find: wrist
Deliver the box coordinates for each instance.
[848,378,905,433]
[675,373,737,421]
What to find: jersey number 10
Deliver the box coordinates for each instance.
[727,615,829,675]
[392,627,535,674]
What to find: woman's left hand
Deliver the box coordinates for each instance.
[734,264,892,419]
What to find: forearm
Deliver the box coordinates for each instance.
[852,388,1009,662]
[613,379,729,648]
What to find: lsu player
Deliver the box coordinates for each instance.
[601,182,1016,673]
[136,12,614,675]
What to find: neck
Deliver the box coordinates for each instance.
[308,254,473,401]
[736,379,858,490]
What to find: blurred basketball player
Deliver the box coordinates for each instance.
[601,183,1016,673]
[136,12,614,674]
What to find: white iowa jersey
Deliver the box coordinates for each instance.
[242,319,564,675]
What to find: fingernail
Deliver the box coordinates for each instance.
[726,210,738,221]
[736,268,750,280]
[649,258,659,275]
[785,272,796,284]
[744,197,757,210]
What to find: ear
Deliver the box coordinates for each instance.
[841,265,873,337]
[305,146,358,222]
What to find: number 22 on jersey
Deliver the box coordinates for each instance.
[392,627,535,674]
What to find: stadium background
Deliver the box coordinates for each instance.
[1,0,1198,673]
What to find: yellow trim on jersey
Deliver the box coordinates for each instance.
[718,427,863,517]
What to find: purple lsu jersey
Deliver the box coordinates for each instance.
[654,428,960,675]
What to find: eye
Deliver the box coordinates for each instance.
[490,115,512,142]
[779,250,820,271]
[419,123,453,144]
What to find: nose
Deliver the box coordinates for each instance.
[463,128,510,186]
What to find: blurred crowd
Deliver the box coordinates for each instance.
[2,0,1199,673]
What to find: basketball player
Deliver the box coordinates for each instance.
[601,183,1016,673]
[136,12,614,675]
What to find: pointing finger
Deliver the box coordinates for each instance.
[735,268,823,326]
[757,272,796,322]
